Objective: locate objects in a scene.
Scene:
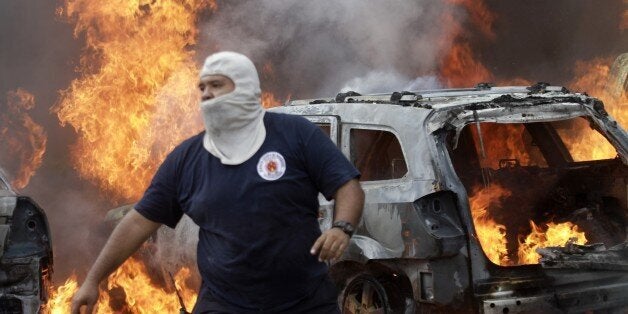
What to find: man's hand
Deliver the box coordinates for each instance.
[71,280,99,314]
[310,227,350,262]
[310,178,364,262]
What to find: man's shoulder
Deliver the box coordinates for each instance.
[169,132,205,159]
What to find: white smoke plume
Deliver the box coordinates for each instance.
[340,72,442,94]
[198,0,459,97]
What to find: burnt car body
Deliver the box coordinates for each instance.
[0,170,53,313]
[270,83,628,313]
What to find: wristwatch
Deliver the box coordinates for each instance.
[332,220,355,237]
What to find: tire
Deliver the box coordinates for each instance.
[340,273,405,314]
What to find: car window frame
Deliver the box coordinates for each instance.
[343,124,409,183]
[303,115,340,145]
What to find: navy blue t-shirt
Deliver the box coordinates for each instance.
[135,112,359,311]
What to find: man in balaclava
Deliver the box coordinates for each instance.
[71,51,364,314]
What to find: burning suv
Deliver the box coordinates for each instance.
[270,83,628,313]
[0,169,53,313]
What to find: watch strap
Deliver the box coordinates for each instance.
[332,220,355,237]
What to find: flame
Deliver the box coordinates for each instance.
[48,0,213,311]
[439,0,494,88]
[54,0,214,202]
[173,266,198,309]
[102,257,196,313]
[260,62,287,108]
[517,221,587,265]
[468,184,590,266]
[0,89,47,189]
[447,0,496,40]
[468,184,511,265]
[45,258,197,313]
[570,57,627,126]
[261,91,282,108]
[45,274,79,314]
[469,123,548,169]
[440,43,492,88]
[561,57,627,161]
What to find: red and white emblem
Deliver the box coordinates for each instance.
[257,152,286,181]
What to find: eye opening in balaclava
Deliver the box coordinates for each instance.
[199,51,266,165]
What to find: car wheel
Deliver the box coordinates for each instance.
[341,274,404,314]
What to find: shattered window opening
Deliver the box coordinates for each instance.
[447,118,627,267]
[552,117,618,162]
[350,129,407,181]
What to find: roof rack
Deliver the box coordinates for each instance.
[292,84,574,107]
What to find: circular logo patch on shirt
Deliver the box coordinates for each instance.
[257,152,286,181]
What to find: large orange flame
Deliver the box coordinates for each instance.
[45,258,197,313]
[468,184,511,265]
[440,43,492,88]
[469,184,589,266]
[0,89,47,189]
[48,0,214,311]
[517,221,587,265]
[562,57,627,161]
[54,0,214,202]
[570,57,627,126]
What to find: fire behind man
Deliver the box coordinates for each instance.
[71,52,364,313]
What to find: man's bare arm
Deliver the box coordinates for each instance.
[71,209,162,314]
[331,178,364,227]
[311,179,364,262]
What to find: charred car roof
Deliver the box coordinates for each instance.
[279,82,628,164]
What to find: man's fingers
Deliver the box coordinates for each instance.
[328,240,341,256]
[71,300,90,314]
[71,298,82,314]
[319,236,335,261]
[312,230,351,262]
[310,234,326,255]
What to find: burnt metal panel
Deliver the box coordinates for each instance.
[0,196,53,313]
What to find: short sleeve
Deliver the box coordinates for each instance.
[301,119,360,200]
[135,152,184,228]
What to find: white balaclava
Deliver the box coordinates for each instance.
[199,52,266,165]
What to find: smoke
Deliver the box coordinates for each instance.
[198,0,458,98]
[197,0,627,96]
[155,215,200,278]
[479,0,627,85]
[340,72,442,94]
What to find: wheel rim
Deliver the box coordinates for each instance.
[342,277,388,314]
